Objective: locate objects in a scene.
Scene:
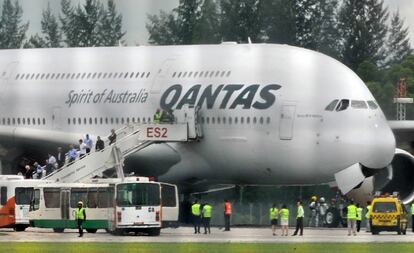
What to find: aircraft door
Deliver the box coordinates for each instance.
[279,104,296,140]
[151,58,175,95]
[0,62,18,104]
[52,106,62,130]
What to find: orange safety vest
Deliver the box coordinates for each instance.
[225,202,232,215]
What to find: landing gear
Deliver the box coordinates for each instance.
[324,207,341,228]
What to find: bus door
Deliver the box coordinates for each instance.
[60,189,70,225]
[14,187,34,224]
[0,185,14,228]
[160,183,179,227]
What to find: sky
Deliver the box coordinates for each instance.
[19,0,414,47]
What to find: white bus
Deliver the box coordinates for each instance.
[0,175,42,231]
[29,177,179,235]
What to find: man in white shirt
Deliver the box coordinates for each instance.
[84,134,93,154]
[78,139,87,159]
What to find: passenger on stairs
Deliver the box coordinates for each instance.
[109,129,117,145]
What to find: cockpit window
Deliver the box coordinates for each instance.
[367,100,379,110]
[325,99,339,111]
[351,100,368,109]
[336,99,349,111]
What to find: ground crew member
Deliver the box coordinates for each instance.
[202,202,213,234]
[279,204,289,236]
[356,204,363,232]
[269,204,278,236]
[308,196,318,227]
[75,201,86,237]
[224,199,232,231]
[191,200,201,234]
[154,108,161,123]
[365,201,372,232]
[411,201,414,233]
[292,201,304,236]
[347,200,357,236]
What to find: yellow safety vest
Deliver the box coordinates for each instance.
[357,207,363,221]
[411,204,414,215]
[365,205,371,219]
[154,112,161,123]
[192,203,201,216]
[347,204,357,219]
[76,207,85,220]
[297,205,304,218]
[270,208,278,220]
[203,205,212,218]
[280,208,289,221]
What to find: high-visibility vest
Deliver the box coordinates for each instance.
[411,203,414,215]
[270,208,278,220]
[192,203,201,216]
[347,204,357,219]
[203,205,212,218]
[357,207,363,221]
[280,208,289,221]
[365,205,371,219]
[297,205,304,218]
[76,208,85,220]
[225,202,232,215]
[154,112,161,123]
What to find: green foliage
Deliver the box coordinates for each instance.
[386,11,412,66]
[339,0,389,71]
[0,0,28,49]
[60,0,124,47]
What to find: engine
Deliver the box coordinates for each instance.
[348,148,414,204]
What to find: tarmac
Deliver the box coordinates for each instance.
[1,226,414,243]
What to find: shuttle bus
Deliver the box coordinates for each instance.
[0,175,43,231]
[29,177,178,235]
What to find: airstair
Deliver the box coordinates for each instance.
[43,106,202,183]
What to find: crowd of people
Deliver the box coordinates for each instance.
[20,130,115,179]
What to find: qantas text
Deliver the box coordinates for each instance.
[160,84,281,110]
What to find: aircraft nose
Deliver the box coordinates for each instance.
[361,118,395,169]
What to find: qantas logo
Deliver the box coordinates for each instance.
[160,84,281,110]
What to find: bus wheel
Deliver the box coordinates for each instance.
[148,228,160,236]
[14,225,27,232]
[53,228,65,233]
[112,229,124,236]
[86,229,98,233]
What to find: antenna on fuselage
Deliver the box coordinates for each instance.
[248,37,252,44]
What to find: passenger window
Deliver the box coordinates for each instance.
[50,73,55,79]
[228,117,232,124]
[87,188,98,208]
[44,188,61,208]
[141,72,145,78]
[336,99,350,112]
[266,117,271,124]
[73,118,76,125]
[172,72,176,78]
[206,117,210,124]
[129,72,134,78]
[98,187,114,208]
[217,117,221,124]
[146,72,150,78]
[204,71,209,78]
[367,100,379,110]
[102,73,107,79]
[223,117,226,124]
[78,118,81,125]
[241,117,244,124]
[325,99,339,111]
[15,74,19,79]
[68,118,71,125]
[235,117,238,124]
[226,71,231,77]
[351,100,368,109]
[188,72,193,77]
[209,71,215,78]
[253,117,257,124]
[98,73,102,79]
[260,117,264,124]
[70,188,87,208]
[124,72,129,78]
[212,117,215,124]
[194,72,199,78]
[89,118,92,125]
[1,186,7,205]
[201,117,205,124]
[43,118,46,125]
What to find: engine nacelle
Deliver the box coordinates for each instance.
[348,148,414,204]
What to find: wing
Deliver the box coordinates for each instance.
[388,120,414,150]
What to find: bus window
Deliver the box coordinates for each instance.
[70,188,87,208]
[1,186,7,205]
[161,184,176,207]
[15,187,34,205]
[44,188,61,208]
[98,187,114,208]
[116,183,160,207]
[87,188,98,208]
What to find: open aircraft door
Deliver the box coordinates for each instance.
[60,189,70,228]
[151,58,175,96]
[0,61,18,105]
[279,103,296,140]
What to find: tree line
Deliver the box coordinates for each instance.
[0,0,124,49]
[0,0,413,118]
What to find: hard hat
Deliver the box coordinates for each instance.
[320,197,325,202]
[78,201,83,205]
[311,196,317,201]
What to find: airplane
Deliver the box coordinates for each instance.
[0,42,412,204]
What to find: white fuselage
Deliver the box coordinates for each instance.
[0,44,396,186]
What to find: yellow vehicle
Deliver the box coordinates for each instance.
[370,194,408,235]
